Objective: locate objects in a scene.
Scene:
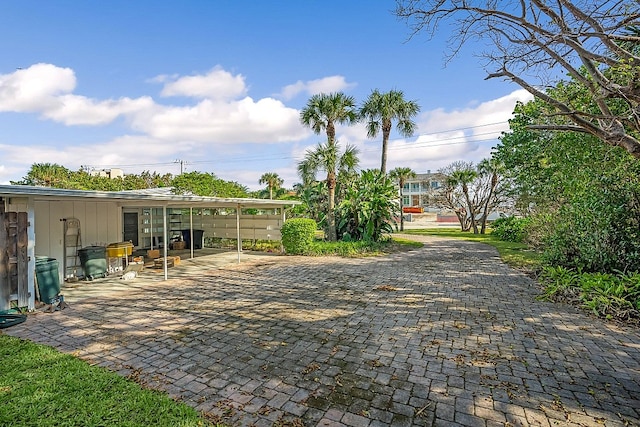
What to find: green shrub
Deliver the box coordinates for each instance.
[540,184,640,273]
[281,218,317,254]
[303,236,420,257]
[336,170,398,242]
[539,266,640,322]
[491,216,530,242]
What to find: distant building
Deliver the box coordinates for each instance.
[399,171,446,212]
[90,168,124,179]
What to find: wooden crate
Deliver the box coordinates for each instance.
[154,257,175,269]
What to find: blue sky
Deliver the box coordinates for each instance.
[0,1,531,190]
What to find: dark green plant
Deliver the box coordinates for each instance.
[304,237,422,257]
[281,218,317,255]
[539,172,640,273]
[495,95,640,274]
[171,171,248,197]
[336,169,399,242]
[539,266,640,322]
[491,216,530,243]
[297,142,360,241]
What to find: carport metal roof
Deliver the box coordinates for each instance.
[0,185,299,209]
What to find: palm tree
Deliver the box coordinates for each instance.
[448,168,479,234]
[298,142,359,241]
[258,172,284,200]
[389,167,416,231]
[360,89,420,174]
[300,92,358,147]
[24,163,71,187]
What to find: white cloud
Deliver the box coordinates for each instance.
[0,64,154,126]
[0,64,310,143]
[277,75,356,100]
[417,89,533,137]
[159,66,247,100]
[132,96,307,143]
[0,63,76,112]
[43,94,155,126]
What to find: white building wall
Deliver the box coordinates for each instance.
[34,200,122,282]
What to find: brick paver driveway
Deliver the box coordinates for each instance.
[6,235,640,426]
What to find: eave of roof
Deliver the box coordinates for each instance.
[0,185,300,208]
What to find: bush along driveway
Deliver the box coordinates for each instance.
[5,235,640,426]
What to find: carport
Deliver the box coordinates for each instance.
[0,184,298,312]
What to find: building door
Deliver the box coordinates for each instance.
[0,200,28,311]
[123,212,139,246]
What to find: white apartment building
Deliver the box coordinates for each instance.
[400,171,446,211]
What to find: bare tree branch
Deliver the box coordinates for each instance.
[395,0,640,158]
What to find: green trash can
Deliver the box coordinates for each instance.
[78,246,107,280]
[35,257,61,303]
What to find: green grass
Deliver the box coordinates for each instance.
[0,335,218,427]
[401,228,542,272]
[305,236,423,257]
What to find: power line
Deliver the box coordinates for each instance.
[81,120,509,171]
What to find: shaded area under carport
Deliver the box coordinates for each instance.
[60,248,280,303]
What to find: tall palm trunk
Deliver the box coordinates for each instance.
[326,171,337,241]
[399,179,405,231]
[380,120,392,174]
[327,122,336,146]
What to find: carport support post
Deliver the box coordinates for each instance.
[150,208,154,251]
[236,204,241,264]
[162,205,168,280]
[189,207,194,260]
[281,206,287,253]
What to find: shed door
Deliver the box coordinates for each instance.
[1,201,28,311]
[123,213,139,246]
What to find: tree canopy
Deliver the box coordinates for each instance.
[171,171,248,198]
[494,95,640,273]
[11,164,173,191]
[300,92,358,146]
[12,164,248,198]
[396,1,640,158]
[360,89,420,173]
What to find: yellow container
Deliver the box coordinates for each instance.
[106,242,133,258]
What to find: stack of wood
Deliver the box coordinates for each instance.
[153,256,180,269]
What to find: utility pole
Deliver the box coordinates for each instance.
[174,159,188,174]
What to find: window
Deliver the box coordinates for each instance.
[402,196,410,206]
[431,181,440,189]
[403,183,410,191]
[411,183,420,191]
